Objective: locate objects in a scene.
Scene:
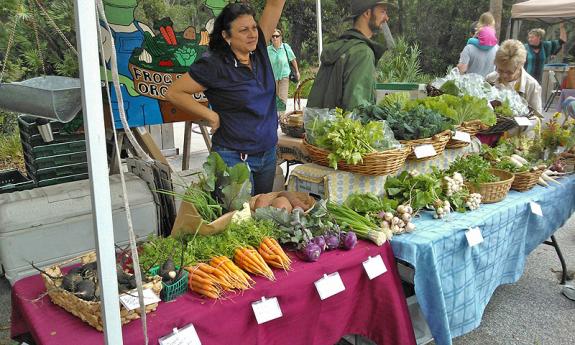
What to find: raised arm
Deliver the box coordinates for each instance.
[259,0,286,43]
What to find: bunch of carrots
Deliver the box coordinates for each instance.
[186,258,254,299]
[233,245,275,281]
[258,237,292,271]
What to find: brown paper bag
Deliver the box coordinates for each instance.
[170,200,235,237]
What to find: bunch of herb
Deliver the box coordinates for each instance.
[493,158,529,173]
[381,105,453,140]
[199,152,252,213]
[313,108,392,168]
[446,154,499,186]
[493,100,514,117]
[480,143,514,164]
[158,184,222,222]
[376,37,429,83]
[384,171,443,212]
[344,193,397,214]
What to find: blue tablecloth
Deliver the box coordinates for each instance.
[391,176,575,345]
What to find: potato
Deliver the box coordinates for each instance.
[254,193,276,209]
[278,191,309,211]
[271,196,293,213]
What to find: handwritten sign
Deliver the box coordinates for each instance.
[465,227,484,247]
[119,288,160,311]
[251,297,283,324]
[362,255,387,280]
[159,325,202,345]
[315,272,345,300]
[414,144,437,159]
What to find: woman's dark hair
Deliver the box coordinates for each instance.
[209,2,256,54]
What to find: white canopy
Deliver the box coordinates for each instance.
[512,0,575,23]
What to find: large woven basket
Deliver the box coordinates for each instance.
[399,130,451,161]
[511,169,543,192]
[279,78,314,138]
[467,169,515,203]
[41,252,162,331]
[446,120,489,149]
[303,139,411,176]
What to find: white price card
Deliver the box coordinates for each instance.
[314,272,346,300]
[414,144,437,159]
[530,201,543,217]
[453,131,472,143]
[465,227,484,247]
[159,325,202,345]
[362,255,387,280]
[251,297,283,324]
[514,117,531,126]
[119,288,161,311]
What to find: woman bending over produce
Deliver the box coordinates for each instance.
[167,0,286,194]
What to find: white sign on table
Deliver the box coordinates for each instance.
[314,272,345,300]
[453,131,472,143]
[362,255,387,280]
[158,325,202,345]
[251,297,283,324]
[530,201,543,217]
[514,117,532,127]
[119,288,161,311]
[414,144,437,159]
[465,227,484,247]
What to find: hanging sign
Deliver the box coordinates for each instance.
[315,273,346,300]
[362,255,387,280]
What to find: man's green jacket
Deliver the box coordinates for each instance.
[307,29,385,111]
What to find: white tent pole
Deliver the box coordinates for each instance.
[73,1,123,344]
[316,0,323,65]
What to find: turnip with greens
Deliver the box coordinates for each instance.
[340,231,358,250]
[302,242,321,262]
[312,236,327,252]
[324,233,340,250]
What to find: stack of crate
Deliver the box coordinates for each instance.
[18,116,89,187]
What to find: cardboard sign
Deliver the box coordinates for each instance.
[514,117,531,126]
[414,144,437,159]
[465,227,484,247]
[119,288,160,311]
[530,201,543,217]
[453,131,472,143]
[251,297,283,324]
[159,325,202,345]
[315,273,345,300]
[362,255,387,280]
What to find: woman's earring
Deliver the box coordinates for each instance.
[227,41,231,46]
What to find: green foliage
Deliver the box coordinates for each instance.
[446,154,499,186]
[384,171,442,212]
[378,104,453,140]
[377,37,428,83]
[344,193,397,214]
[405,94,496,126]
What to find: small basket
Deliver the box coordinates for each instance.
[511,169,543,192]
[479,115,518,135]
[303,139,411,176]
[279,78,314,138]
[399,130,451,161]
[149,266,189,302]
[41,252,162,331]
[446,120,489,149]
[466,169,514,203]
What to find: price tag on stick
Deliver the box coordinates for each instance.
[465,227,484,247]
[453,131,471,143]
[159,324,202,345]
[314,272,346,300]
[362,255,387,280]
[414,144,437,159]
[530,201,543,217]
[119,288,161,311]
[251,297,283,324]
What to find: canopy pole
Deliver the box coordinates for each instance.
[73,1,123,344]
[316,0,323,65]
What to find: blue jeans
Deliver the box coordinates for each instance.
[211,144,277,195]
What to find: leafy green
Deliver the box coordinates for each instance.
[494,158,528,173]
[384,171,442,211]
[405,94,496,126]
[439,80,460,96]
[381,104,453,140]
[344,193,397,214]
[446,154,499,186]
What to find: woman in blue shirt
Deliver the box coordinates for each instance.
[167,1,285,194]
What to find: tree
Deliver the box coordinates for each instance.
[490,0,503,39]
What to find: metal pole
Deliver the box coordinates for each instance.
[316,0,323,65]
[73,1,123,344]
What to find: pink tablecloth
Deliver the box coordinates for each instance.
[11,241,416,345]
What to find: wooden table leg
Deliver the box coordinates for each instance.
[199,125,212,151]
[182,121,193,171]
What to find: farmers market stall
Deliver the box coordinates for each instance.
[390,175,575,345]
[11,241,417,345]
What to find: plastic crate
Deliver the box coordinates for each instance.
[149,266,189,302]
[0,169,35,194]
[22,139,86,158]
[25,161,88,181]
[24,150,87,170]
[18,115,85,148]
[18,116,64,136]
[36,173,89,187]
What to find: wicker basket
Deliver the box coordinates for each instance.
[41,252,162,331]
[467,169,515,203]
[511,169,544,192]
[479,115,518,135]
[446,120,489,149]
[279,78,314,138]
[399,130,451,161]
[303,139,411,176]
